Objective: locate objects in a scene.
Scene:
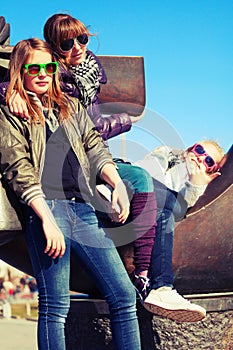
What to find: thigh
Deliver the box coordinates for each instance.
[154,180,187,221]
[70,202,134,299]
[25,205,70,296]
[70,201,116,248]
[117,161,154,193]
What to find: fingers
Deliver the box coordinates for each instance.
[44,237,66,259]
[111,195,129,223]
[9,92,30,119]
[118,207,130,223]
[209,171,221,181]
[109,182,130,223]
[109,211,121,223]
[10,104,30,119]
[110,207,129,224]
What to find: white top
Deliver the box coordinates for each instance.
[136,145,207,208]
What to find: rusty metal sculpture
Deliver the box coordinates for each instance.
[0,16,232,296]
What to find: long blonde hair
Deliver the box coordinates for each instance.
[6,38,70,123]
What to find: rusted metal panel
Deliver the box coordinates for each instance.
[173,184,233,294]
[98,55,145,116]
[0,16,10,46]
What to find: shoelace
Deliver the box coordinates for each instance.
[136,275,150,292]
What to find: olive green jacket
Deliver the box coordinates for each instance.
[0,97,114,204]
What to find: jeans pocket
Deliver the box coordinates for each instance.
[46,199,55,211]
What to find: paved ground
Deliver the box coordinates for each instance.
[0,318,37,350]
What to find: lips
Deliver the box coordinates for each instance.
[36,82,49,86]
[71,54,82,59]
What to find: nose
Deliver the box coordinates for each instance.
[38,68,47,77]
[73,38,81,50]
[196,155,204,163]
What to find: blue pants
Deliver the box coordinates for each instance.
[149,180,187,289]
[25,199,141,350]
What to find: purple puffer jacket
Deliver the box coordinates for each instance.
[0,50,132,141]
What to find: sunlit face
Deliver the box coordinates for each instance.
[188,141,222,173]
[23,50,53,99]
[61,39,87,66]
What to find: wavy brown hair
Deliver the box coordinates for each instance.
[6,38,70,123]
[43,13,94,64]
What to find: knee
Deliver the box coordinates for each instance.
[158,209,174,234]
[38,295,70,320]
[129,166,154,193]
[108,280,136,312]
[125,282,137,304]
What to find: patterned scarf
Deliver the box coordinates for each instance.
[70,52,100,108]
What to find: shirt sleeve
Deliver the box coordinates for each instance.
[180,181,207,208]
[0,114,44,204]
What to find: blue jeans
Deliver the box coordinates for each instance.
[25,199,141,350]
[116,161,154,193]
[149,180,187,289]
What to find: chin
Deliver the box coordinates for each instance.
[71,57,84,65]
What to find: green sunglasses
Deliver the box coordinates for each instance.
[24,62,58,76]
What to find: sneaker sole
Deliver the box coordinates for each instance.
[143,301,206,322]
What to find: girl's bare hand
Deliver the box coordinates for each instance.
[111,181,130,223]
[42,219,66,259]
[9,90,30,119]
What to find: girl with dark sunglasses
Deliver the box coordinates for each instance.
[0,38,141,350]
[42,13,157,297]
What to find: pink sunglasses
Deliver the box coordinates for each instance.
[188,143,219,173]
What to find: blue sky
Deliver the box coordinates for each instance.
[1,0,232,160]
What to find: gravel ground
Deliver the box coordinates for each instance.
[66,306,233,350]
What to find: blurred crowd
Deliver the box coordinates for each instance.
[0,259,38,302]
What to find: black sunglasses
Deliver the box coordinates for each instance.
[60,34,89,52]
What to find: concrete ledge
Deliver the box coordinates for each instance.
[69,292,233,315]
[69,298,109,315]
[185,292,233,312]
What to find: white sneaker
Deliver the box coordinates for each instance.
[143,287,206,322]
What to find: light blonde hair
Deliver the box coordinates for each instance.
[6,38,70,123]
[188,139,225,167]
